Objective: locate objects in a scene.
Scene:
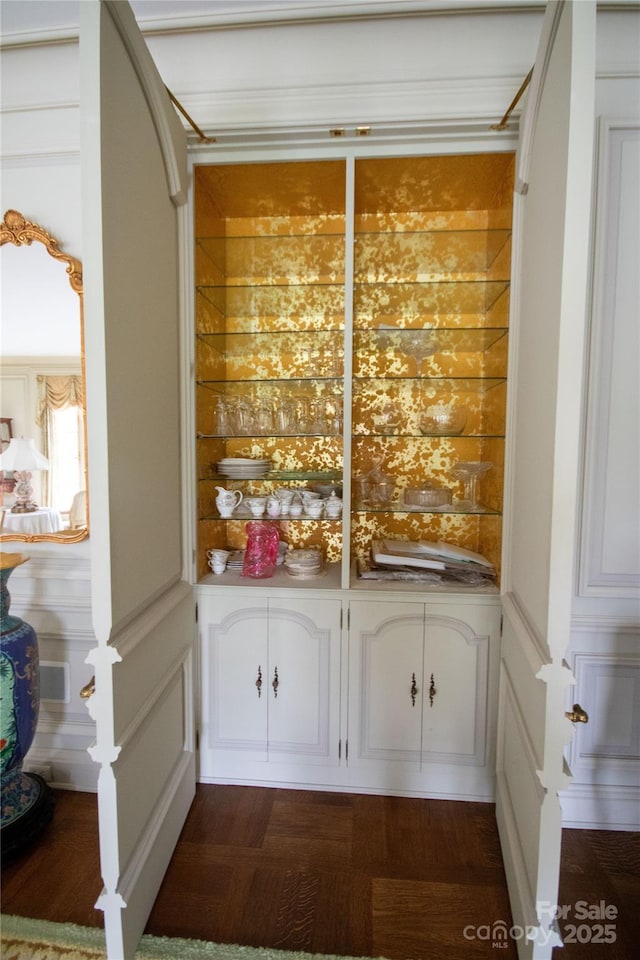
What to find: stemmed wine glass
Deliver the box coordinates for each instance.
[451,461,493,510]
[402,330,438,378]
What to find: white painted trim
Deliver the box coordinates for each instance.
[560,782,640,831]
[495,771,538,944]
[502,590,548,673]
[0,2,546,48]
[111,581,193,661]
[516,0,565,193]
[25,746,99,793]
[104,0,188,205]
[571,614,640,633]
[134,2,546,34]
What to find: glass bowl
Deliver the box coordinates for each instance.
[403,485,452,508]
[419,403,466,436]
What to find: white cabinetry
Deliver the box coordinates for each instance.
[198,589,499,799]
[347,598,499,799]
[199,593,342,784]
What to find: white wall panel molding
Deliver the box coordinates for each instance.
[567,651,640,764]
[2,545,90,572]
[560,782,640,831]
[1,109,80,163]
[571,613,640,636]
[25,746,98,793]
[0,2,545,47]
[596,8,640,79]
[1,546,97,790]
[577,119,640,600]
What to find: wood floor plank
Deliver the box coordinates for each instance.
[372,877,518,960]
[311,870,356,956]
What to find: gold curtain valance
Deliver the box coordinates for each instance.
[36,374,85,425]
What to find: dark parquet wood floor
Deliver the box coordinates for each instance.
[2,785,639,959]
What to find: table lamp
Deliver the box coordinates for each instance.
[0,438,49,513]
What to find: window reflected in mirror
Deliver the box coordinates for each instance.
[0,210,88,543]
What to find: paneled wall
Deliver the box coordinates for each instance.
[562,76,640,829]
[2,543,97,791]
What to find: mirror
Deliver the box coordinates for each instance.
[0,209,89,543]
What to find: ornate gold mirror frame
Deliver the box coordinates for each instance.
[0,210,89,543]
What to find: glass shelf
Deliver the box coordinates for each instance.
[199,470,342,483]
[354,327,506,355]
[196,234,345,286]
[354,229,512,282]
[352,504,501,516]
[196,283,345,332]
[197,329,345,345]
[196,330,345,379]
[353,279,510,324]
[352,376,506,392]
[358,430,506,439]
[197,377,344,389]
[202,512,344,522]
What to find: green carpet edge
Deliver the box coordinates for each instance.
[1,915,386,960]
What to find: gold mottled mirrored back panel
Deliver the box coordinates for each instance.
[194,154,514,581]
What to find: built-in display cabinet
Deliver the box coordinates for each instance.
[195,154,513,586]
[195,152,513,799]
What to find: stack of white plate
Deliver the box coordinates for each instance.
[225,550,245,571]
[225,543,288,571]
[216,457,272,478]
[284,547,324,579]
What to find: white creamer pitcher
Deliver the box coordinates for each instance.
[215,487,243,518]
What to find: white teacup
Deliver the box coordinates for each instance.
[207,548,231,574]
[245,496,267,517]
[324,496,343,518]
[304,500,325,518]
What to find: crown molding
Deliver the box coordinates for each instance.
[0,0,546,49]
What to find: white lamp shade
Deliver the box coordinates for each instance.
[0,437,49,470]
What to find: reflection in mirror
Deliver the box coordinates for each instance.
[0,210,89,543]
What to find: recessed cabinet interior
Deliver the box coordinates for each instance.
[195,160,347,577]
[194,153,514,588]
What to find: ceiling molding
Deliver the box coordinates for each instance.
[0,0,546,49]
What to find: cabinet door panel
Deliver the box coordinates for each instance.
[423,609,490,765]
[350,601,424,761]
[80,2,191,956]
[267,598,341,763]
[206,601,268,757]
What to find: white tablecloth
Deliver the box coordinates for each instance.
[2,507,64,534]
